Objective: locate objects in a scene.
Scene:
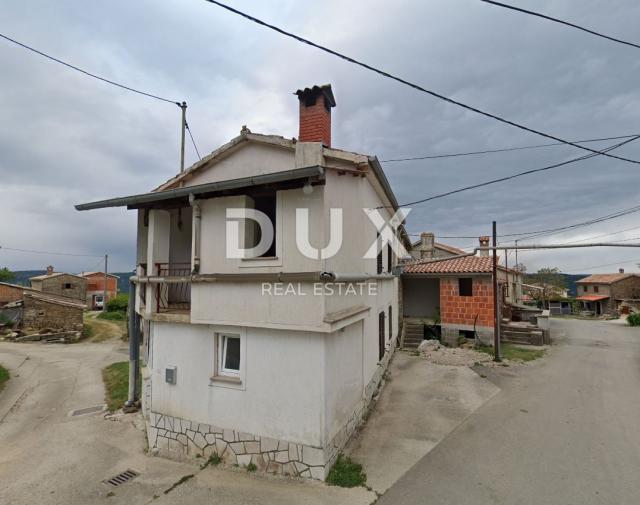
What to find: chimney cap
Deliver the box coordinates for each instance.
[619,268,625,274]
[295,84,336,109]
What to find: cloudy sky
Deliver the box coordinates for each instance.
[1,0,639,274]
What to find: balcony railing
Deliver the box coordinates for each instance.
[155,262,191,313]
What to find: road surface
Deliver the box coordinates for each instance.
[379,318,640,505]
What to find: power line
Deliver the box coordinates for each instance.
[386,134,640,209]
[0,246,103,258]
[0,32,181,106]
[564,257,640,273]
[559,224,640,245]
[480,0,640,50]
[380,133,640,163]
[186,121,202,160]
[204,0,640,166]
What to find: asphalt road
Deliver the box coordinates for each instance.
[379,318,640,505]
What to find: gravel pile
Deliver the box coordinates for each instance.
[416,340,498,367]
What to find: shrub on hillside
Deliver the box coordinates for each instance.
[97,311,126,321]
[627,313,640,327]
[106,293,129,313]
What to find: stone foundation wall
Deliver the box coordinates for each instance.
[441,323,493,346]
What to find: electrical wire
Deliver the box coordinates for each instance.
[0,32,181,106]
[563,257,640,273]
[384,134,640,209]
[558,224,640,245]
[0,246,103,258]
[380,133,640,163]
[480,0,640,50]
[204,0,640,166]
[186,122,202,160]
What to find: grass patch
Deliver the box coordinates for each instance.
[246,462,257,472]
[326,455,366,488]
[97,311,126,321]
[478,343,545,362]
[0,365,9,392]
[102,361,140,412]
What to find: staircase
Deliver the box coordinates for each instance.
[501,322,544,346]
[402,321,424,349]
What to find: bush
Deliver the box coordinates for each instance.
[0,313,13,327]
[97,311,126,321]
[106,293,129,313]
[326,455,366,488]
[627,313,640,327]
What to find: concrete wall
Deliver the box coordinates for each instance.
[402,277,440,318]
[149,321,325,447]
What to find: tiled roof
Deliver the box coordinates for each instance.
[403,255,496,274]
[576,273,636,284]
[434,242,467,255]
[576,295,609,302]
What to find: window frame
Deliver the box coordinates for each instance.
[211,329,246,387]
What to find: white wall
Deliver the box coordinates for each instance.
[150,321,326,446]
[184,143,295,187]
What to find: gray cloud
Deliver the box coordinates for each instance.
[0,0,639,274]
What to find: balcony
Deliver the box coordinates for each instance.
[154,262,191,313]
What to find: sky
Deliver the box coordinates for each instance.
[0,0,639,274]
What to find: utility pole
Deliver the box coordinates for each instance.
[492,221,502,362]
[103,254,108,312]
[180,101,187,173]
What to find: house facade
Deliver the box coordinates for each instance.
[402,237,523,346]
[576,270,640,315]
[30,266,87,303]
[80,272,119,309]
[76,85,402,480]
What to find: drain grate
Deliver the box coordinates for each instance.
[69,405,105,417]
[104,469,140,487]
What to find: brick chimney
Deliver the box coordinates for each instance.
[295,84,336,146]
[46,265,54,276]
[478,236,490,257]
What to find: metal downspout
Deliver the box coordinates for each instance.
[125,280,140,409]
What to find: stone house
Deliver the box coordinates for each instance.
[409,232,466,260]
[80,272,119,309]
[402,237,523,346]
[0,281,85,332]
[76,84,404,480]
[30,266,87,302]
[575,270,640,315]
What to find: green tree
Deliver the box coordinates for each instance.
[0,267,15,283]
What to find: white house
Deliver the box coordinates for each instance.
[76,84,404,480]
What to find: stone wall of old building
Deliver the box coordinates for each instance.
[35,275,87,302]
[22,294,83,331]
[611,276,640,312]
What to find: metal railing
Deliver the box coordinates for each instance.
[154,262,191,313]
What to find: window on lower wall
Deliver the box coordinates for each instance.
[594,285,599,293]
[388,305,393,341]
[459,277,473,297]
[217,333,241,378]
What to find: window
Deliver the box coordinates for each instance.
[594,285,599,293]
[64,283,73,289]
[378,311,386,360]
[388,305,393,341]
[245,191,277,258]
[387,244,393,273]
[217,334,241,377]
[459,278,473,297]
[376,233,383,274]
[583,285,588,292]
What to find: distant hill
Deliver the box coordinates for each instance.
[10,270,134,293]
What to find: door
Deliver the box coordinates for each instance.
[378,312,385,360]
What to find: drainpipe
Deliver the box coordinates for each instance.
[124,279,140,410]
[190,195,201,274]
